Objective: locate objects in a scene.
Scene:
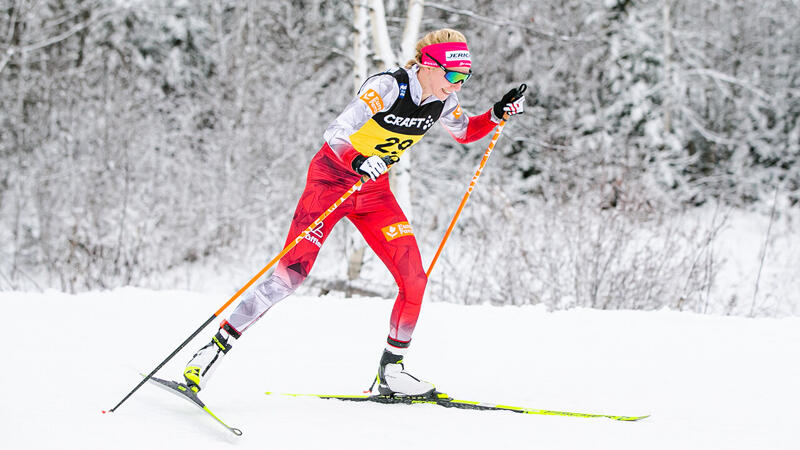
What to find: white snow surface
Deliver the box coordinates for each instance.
[3,288,798,449]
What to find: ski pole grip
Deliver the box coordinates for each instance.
[358,155,399,184]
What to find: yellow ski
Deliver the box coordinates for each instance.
[265,391,649,422]
[145,375,243,435]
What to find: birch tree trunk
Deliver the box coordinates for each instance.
[368,0,397,70]
[346,0,372,289]
[353,1,370,91]
[400,0,425,62]
[390,0,425,223]
[347,0,424,286]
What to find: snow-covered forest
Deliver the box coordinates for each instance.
[1,0,798,316]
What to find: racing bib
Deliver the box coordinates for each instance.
[350,69,445,159]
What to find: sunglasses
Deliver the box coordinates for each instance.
[424,53,472,84]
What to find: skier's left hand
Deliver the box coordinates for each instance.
[352,154,388,181]
[493,84,527,120]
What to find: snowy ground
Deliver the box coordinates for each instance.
[2,288,798,449]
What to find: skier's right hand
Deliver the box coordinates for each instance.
[351,155,388,181]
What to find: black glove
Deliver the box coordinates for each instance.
[493,84,527,120]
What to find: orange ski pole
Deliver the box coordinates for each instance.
[108,172,373,413]
[426,119,507,277]
[426,83,527,277]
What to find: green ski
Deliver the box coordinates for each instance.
[265,391,649,422]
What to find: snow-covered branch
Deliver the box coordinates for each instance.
[18,7,121,54]
[425,1,595,42]
[686,68,771,102]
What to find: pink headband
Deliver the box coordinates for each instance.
[419,42,471,69]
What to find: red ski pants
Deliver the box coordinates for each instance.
[227,144,427,350]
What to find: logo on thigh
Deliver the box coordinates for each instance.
[304,221,324,248]
[382,221,414,241]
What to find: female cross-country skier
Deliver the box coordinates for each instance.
[183,28,526,397]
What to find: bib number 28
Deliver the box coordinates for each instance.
[374,137,414,155]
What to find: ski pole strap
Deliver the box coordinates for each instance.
[513,83,527,100]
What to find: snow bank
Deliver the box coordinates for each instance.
[2,288,798,449]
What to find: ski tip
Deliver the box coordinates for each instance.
[623,414,651,421]
[101,410,107,414]
[608,414,650,422]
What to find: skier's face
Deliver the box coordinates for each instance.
[421,65,465,101]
